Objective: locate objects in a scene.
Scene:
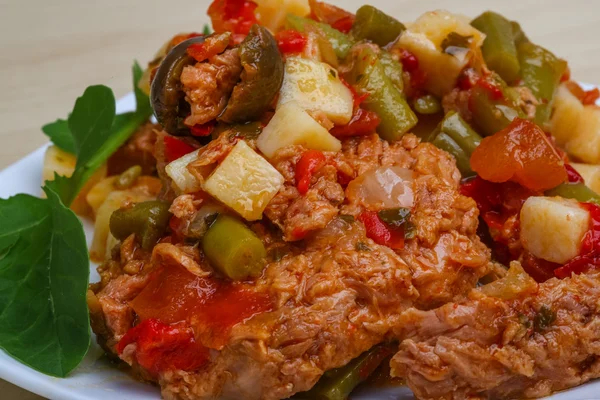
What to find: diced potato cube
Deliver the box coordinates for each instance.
[551,84,600,163]
[257,101,341,158]
[277,57,353,125]
[396,10,485,96]
[520,196,590,264]
[564,106,600,164]
[165,149,202,194]
[570,163,600,194]
[203,141,284,221]
[86,177,118,214]
[42,145,76,182]
[255,0,309,31]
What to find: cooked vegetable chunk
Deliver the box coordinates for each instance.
[551,84,600,163]
[278,57,353,125]
[545,183,600,205]
[165,149,202,194]
[571,163,600,194]
[345,45,417,141]
[257,101,341,158]
[286,14,353,59]
[204,140,284,221]
[431,111,481,176]
[395,10,485,96]
[255,0,310,31]
[110,201,172,251]
[471,11,520,83]
[352,5,405,46]
[219,25,284,123]
[520,196,590,264]
[202,214,267,280]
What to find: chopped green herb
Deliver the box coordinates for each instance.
[404,221,417,240]
[378,208,411,228]
[356,241,371,252]
[441,32,473,53]
[534,305,556,331]
[339,214,355,223]
[203,24,213,36]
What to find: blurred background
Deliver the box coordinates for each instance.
[1,0,600,398]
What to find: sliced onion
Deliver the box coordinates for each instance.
[347,166,415,210]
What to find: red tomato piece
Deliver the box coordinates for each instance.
[130,265,272,349]
[295,150,326,195]
[330,108,380,138]
[116,319,208,377]
[163,136,197,163]
[208,0,258,35]
[470,118,567,191]
[358,211,405,250]
[275,30,308,55]
[187,35,230,63]
[399,49,419,73]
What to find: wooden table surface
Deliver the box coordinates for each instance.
[1,0,600,398]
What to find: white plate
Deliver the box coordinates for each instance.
[0,93,599,400]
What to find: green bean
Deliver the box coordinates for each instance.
[351,5,406,47]
[294,345,391,400]
[471,11,520,83]
[345,45,417,141]
[379,52,404,90]
[286,14,353,59]
[115,165,142,190]
[202,215,267,280]
[431,111,482,176]
[470,75,524,136]
[517,42,567,126]
[412,94,442,115]
[545,183,600,205]
[110,201,172,250]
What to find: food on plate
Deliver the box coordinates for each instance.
[2,1,600,399]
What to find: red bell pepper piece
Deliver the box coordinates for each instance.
[330,108,381,138]
[117,319,208,377]
[276,30,308,55]
[295,150,326,195]
[164,136,196,163]
[565,164,585,184]
[190,121,215,137]
[358,211,405,250]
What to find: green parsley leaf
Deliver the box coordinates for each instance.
[47,62,152,206]
[203,23,213,35]
[0,187,90,377]
[41,119,75,154]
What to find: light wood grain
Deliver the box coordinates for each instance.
[1,0,600,398]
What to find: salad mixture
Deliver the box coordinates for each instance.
[3,1,600,399]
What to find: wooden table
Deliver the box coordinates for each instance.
[1,0,600,398]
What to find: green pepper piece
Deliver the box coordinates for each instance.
[345,45,417,141]
[517,42,567,126]
[110,201,172,250]
[294,345,391,400]
[379,51,404,91]
[202,214,267,280]
[286,14,353,59]
[351,5,406,47]
[211,121,263,141]
[115,165,142,190]
[471,11,520,83]
[219,25,284,123]
[511,20,529,45]
[413,94,442,115]
[545,183,600,205]
[431,111,482,176]
[470,75,524,136]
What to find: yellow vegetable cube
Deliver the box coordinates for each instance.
[165,149,202,194]
[277,57,354,125]
[203,140,284,221]
[255,0,309,31]
[520,196,590,264]
[396,10,485,96]
[257,101,341,159]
